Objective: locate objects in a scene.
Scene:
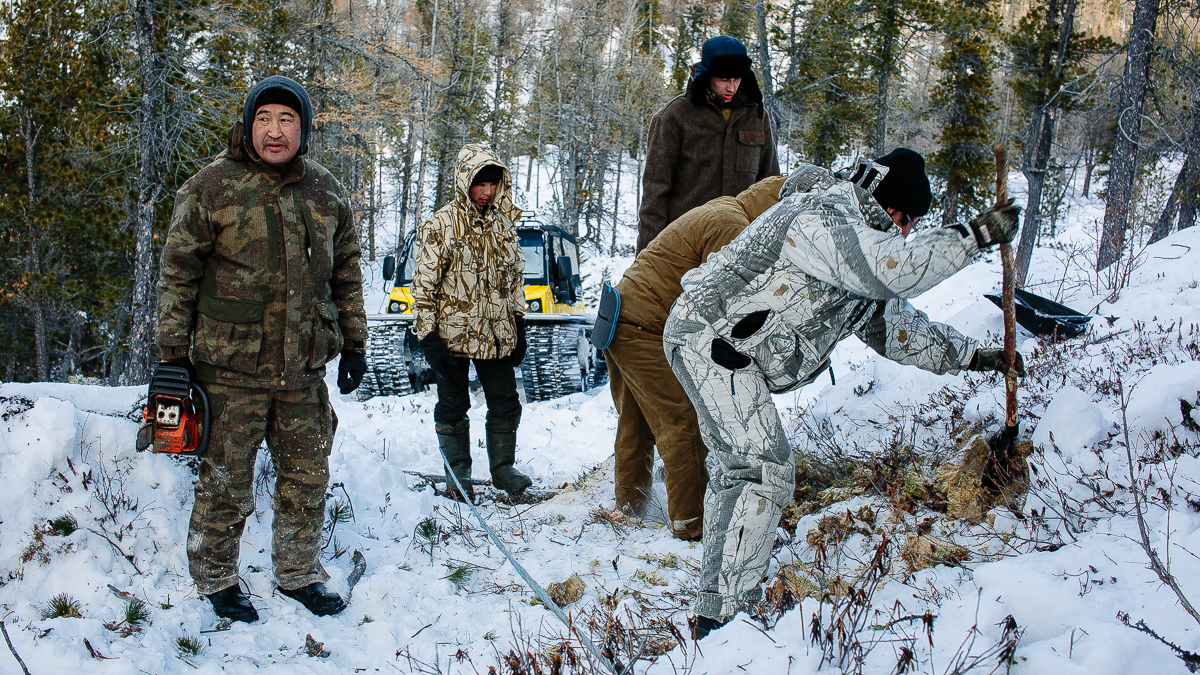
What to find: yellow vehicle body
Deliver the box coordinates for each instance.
[384,284,585,317]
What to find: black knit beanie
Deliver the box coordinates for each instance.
[872,148,932,218]
[254,88,302,117]
[471,165,504,186]
[242,75,313,156]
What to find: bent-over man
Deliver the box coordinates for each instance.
[609,175,785,540]
[664,148,1024,637]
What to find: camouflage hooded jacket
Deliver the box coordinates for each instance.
[411,144,525,359]
[156,124,368,390]
[668,162,981,394]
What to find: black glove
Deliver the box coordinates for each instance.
[337,351,367,394]
[512,316,528,365]
[967,200,1021,248]
[969,348,1026,378]
[158,356,197,382]
[419,331,458,379]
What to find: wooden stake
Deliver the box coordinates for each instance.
[995,142,1019,437]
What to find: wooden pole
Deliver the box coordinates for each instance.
[995,142,1018,439]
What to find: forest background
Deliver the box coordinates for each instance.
[0,0,1196,387]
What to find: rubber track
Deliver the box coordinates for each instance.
[521,322,608,402]
[357,322,415,401]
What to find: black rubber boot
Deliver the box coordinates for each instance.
[692,615,728,640]
[205,584,259,623]
[437,419,474,502]
[486,418,532,496]
[278,582,346,616]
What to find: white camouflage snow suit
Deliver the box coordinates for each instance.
[663,162,983,621]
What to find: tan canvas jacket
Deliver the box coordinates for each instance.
[618,175,786,335]
[411,144,526,359]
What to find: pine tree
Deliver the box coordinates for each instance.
[928,0,999,226]
[0,0,127,381]
[424,0,491,210]
[862,0,934,153]
[1005,0,1114,283]
[777,0,873,167]
[669,4,710,95]
[721,0,753,44]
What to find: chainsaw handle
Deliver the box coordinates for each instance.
[192,381,211,457]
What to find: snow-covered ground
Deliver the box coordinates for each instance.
[2,174,1200,674]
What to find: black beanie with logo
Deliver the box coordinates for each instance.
[872,148,932,218]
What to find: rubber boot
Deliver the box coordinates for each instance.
[486,418,533,496]
[436,419,474,502]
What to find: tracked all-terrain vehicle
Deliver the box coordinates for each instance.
[358,221,607,402]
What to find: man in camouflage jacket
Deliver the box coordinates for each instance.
[412,144,531,502]
[663,149,1024,637]
[157,75,367,622]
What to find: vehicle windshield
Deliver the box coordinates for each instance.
[398,230,546,285]
[398,234,417,285]
[520,230,546,283]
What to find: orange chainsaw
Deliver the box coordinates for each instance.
[135,363,210,456]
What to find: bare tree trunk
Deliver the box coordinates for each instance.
[398,120,413,253]
[19,107,50,382]
[1015,0,1075,286]
[1082,127,1095,197]
[126,0,165,385]
[305,0,330,161]
[1097,0,1160,270]
[611,155,621,254]
[787,0,800,83]
[1150,179,1179,243]
[871,0,900,154]
[63,312,83,377]
[1172,100,1200,233]
[1015,109,1055,285]
[753,0,778,125]
[941,188,959,227]
[368,141,376,261]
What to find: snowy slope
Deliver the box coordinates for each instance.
[2,180,1199,674]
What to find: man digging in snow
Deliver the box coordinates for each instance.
[157,76,368,622]
[412,144,533,503]
[608,174,786,540]
[662,148,1025,638]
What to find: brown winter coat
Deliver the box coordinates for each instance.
[636,80,780,252]
[619,174,787,334]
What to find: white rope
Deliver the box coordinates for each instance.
[438,447,617,674]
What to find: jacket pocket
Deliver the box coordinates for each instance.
[308,299,344,369]
[737,131,766,173]
[193,294,265,374]
[730,310,770,339]
[711,338,752,370]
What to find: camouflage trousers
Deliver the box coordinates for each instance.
[187,381,336,596]
[664,296,795,622]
